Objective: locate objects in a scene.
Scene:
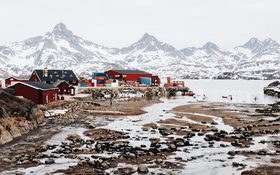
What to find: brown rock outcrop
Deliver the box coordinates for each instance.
[0,91,44,144]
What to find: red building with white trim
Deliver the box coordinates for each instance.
[14,82,58,104]
[53,80,75,95]
[5,76,29,87]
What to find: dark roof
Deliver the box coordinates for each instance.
[53,80,70,87]
[34,69,78,82]
[109,70,152,75]
[17,82,58,91]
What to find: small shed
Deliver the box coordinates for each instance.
[14,82,58,104]
[53,80,75,96]
[151,75,160,86]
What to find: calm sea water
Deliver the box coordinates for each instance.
[184,80,277,104]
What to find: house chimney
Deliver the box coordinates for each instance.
[43,67,48,77]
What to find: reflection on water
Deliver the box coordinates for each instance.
[184,80,277,104]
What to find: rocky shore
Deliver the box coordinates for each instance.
[264,81,280,98]
[173,102,280,175]
[0,91,279,174]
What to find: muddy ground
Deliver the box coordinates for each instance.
[172,102,280,175]
[0,97,159,173]
[0,97,279,175]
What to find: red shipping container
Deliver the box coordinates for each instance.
[86,82,92,87]
[97,84,104,87]
[96,76,105,80]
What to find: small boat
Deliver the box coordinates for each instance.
[186,91,196,96]
[222,95,233,100]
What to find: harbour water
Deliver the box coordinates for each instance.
[185,80,277,104]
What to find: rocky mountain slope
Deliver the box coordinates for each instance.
[0,23,280,79]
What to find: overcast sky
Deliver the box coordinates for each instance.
[0,0,279,49]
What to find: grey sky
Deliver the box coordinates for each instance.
[0,0,279,49]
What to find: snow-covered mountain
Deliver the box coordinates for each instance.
[228,38,280,79]
[0,23,122,78]
[0,23,280,79]
[180,37,280,79]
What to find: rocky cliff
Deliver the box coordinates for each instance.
[0,91,44,144]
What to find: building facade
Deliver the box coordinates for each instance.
[5,77,28,87]
[14,82,58,104]
[53,80,75,95]
[105,70,153,81]
[105,69,160,86]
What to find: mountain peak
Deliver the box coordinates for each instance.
[138,33,158,43]
[243,37,261,49]
[53,23,68,32]
[202,42,219,50]
[242,37,280,54]
[51,23,73,37]
[119,32,179,55]
[262,37,278,45]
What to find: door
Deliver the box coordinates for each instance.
[71,88,74,95]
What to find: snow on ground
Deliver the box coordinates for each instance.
[45,109,68,117]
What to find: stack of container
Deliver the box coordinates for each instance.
[79,80,86,87]
[92,72,110,87]
[86,80,92,87]
[79,79,92,87]
[104,79,112,87]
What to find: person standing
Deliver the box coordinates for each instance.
[110,93,113,106]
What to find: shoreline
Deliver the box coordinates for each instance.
[0,97,279,174]
[171,102,280,174]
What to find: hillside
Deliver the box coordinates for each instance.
[0,91,44,144]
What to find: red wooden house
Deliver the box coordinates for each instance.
[5,76,29,87]
[53,80,75,95]
[164,77,184,87]
[14,82,58,104]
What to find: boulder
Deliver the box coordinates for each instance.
[45,158,55,164]
[137,165,149,174]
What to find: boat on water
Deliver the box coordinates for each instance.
[186,90,195,96]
